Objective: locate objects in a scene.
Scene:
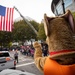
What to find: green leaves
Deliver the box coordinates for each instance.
[13,20,39,42]
[37,23,46,41]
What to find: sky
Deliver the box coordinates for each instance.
[0,0,55,23]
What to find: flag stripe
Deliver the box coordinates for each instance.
[0,16,2,30]
[4,10,6,31]
[11,8,14,31]
[7,8,9,31]
[3,16,5,30]
[2,16,4,30]
[9,8,11,32]
[6,8,8,31]
[9,8,13,32]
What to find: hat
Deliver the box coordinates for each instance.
[44,10,75,59]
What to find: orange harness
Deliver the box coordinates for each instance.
[44,57,75,75]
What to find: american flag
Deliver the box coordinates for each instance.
[0,5,14,32]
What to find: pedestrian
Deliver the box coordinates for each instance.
[42,43,48,56]
[30,47,34,57]
[14,49,18,63]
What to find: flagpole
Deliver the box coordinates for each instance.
[13,6,37,35]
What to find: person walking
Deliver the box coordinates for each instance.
[14,49,18,63]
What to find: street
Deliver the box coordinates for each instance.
[9,51,43,75]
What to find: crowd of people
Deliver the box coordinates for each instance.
[13,42,48,63]
[20,42,48,57]
[20,45,35,57]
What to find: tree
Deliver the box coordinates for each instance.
[0,31,12,47]
[37,23,46,41]
[72,12,75,20]
[12,20,39,42]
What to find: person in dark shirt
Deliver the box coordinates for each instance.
[14,50,18,63]
[42,43,48,56]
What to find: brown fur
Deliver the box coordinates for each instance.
[47,18,75,52]
[33,10,75,73]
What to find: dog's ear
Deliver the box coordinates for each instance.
[44,14,54,36]
[60,10,75,33]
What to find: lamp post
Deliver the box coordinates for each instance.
[62,0,65,14]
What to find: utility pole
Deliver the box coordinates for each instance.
[62,0,65,14]
[14,6,38,35]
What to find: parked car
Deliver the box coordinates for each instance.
[0,51,16,71]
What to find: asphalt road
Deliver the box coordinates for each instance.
[9,51,43,75]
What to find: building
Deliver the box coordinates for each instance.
[51,0,75,16]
